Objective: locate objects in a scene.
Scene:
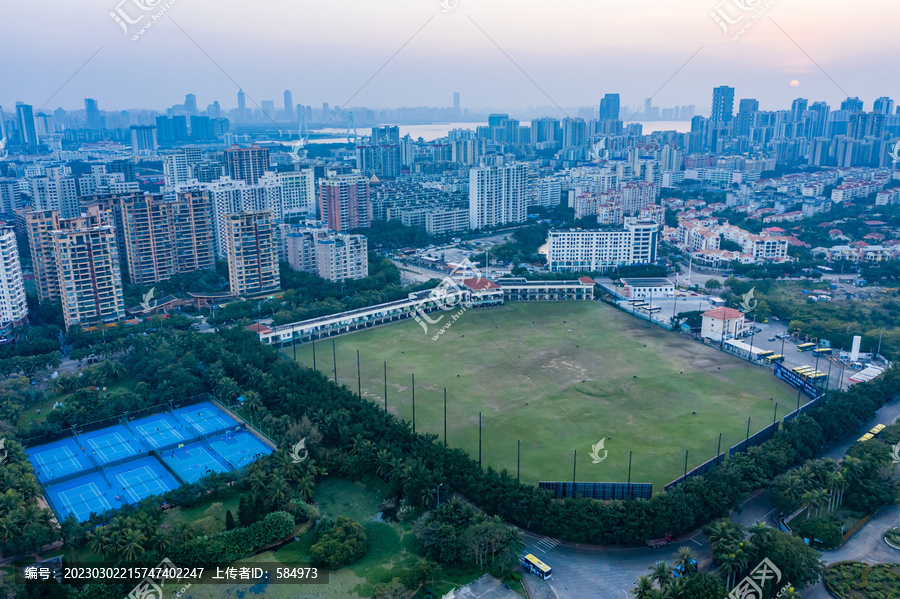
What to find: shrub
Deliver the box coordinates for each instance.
[309,516,368,568]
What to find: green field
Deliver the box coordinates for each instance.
[288,301,801,490]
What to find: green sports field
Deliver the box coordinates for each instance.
[286,301,802,491]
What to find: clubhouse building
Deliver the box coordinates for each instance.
[253,277,595,346]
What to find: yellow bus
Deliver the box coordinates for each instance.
[757,350,775,359]
[806,372,827,381]
[765,354,785,364]
[523,554,552,580]
[857,433,874,442]
[792,366,814,375]
[813,348,832,356]
[797,343,817,352]
[869,423,886,436]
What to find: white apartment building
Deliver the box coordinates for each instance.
[424,209,470,236]
[469,163,528,229]
[701,307,747,341]
[31,174,79,219]
[547,217,658,272]
[0,179,20,213]
[163,154,191,186]
[531,176,563,208]
[0,227,28,330]
[314,234,369,282]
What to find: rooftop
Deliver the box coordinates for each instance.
[702,307,745,321]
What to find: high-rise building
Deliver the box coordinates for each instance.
[808,102,830,138]
[599,93,621,121]
[190,115,214,140]
[453,92,460,110]
[117,192,215,286]
[237,89,247,120]
[314,233,369,282]
[318,173,371,231]
[841,97,864,112]
[546,218,659,272]
[873,96,894,115]
[371,125,400,145]
[184,94,198,115]
[31,173,79,219]
[562,117,587,147]
[0,226,28,331]
[356,142,402,178]
[469,163,527,230]
[710,86,735,123]
[224,144,270,184]
[488,114,509,128]
[84,98,104,130]
[790,98,808,122]
[130,125,158,156]
[283,90,293,120]
[738,98,759,113]
[15,103,38,148]
[224,211,280,296]
[28,206,125,330]
[0,179,20,213]
[163,153,191,186]
[531,117,561,144]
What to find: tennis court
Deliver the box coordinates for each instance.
[46,472,124,522]
[107,458,180,503]
[172,402,234,436]
[162,442,232,483]
[80,425,141,464]
[25,438,92,483]
[130,413,186,449]
[208,431,273,469]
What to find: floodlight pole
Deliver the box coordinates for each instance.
[312,334,317,370]
[292,332,296,361]
[443,388,447,446]
[517,439,521,482]
[774,402,778,425]
[332,339,337,383]
[627,451,632,485]
[357,350,361,398]
[384,362,388,411]
[684,450,689,480]
[826,356,833,392]
[573,449,577,487]
[411,373,416,434]
[745,417,751,450]
[478,412,482,468]
[717,432,722,462]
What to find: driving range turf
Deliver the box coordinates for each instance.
[286,301,802,491]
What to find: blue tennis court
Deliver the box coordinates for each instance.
[107,457,180,503]
[46,471,123,522]
[172,402,235,436]
[130,413,186,449]
[208,431,273,469]
[26,438,92,484]
[162,442,232,483]
[80,425,141,464]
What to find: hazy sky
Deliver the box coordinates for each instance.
[2,0,898,118]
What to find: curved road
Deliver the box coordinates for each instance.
[520,399,900,599]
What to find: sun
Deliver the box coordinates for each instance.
[790,80,800,87]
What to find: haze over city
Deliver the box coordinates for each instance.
[3,0,900,115]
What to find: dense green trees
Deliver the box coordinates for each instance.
[309,516,368,568]
[0,437,57,556]
[414,498,523,575]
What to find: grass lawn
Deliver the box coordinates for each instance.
[287,301,800,490]
[18,377,134,432]
[183,477,486,599]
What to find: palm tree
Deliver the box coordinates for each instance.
[248,470,267,496]
[650,561,673,588]
[296,473,315,503]
[116,528,145,562]
[841,456,863,484]
[632,575,655,598]
[674,546,697,577]
[780,471,806,509]
[87,529,110,558]
[266,474,290,507]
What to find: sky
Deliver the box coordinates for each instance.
[1,0,898,118]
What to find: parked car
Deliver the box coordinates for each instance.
[768,337,776,342]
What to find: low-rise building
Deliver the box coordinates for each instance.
[700,307,747,341]
[620,277,674,299]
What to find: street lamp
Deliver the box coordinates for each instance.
[436,483,444,508]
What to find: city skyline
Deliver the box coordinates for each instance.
[2,0,899,116]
